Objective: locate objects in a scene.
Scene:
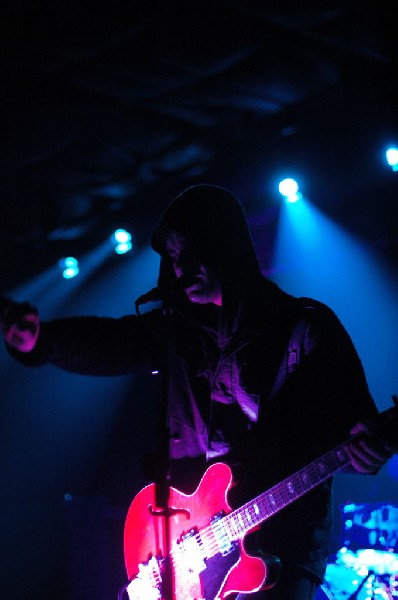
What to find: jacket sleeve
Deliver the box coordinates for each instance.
[6,310,166,376]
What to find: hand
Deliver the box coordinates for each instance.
[346,421,393,474]
[0,298,40,352]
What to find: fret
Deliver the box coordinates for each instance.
[228,515,239,537]
[291,473,304,496]
[253,502,260,517]
[286,479,296,497]
[298,469,311,490]
[326,456,336,473]
[243,503,261,529]
[315,460,327,478]
[335,446,348,465]
[241,509,250,530]
[307,463,320,486]
[278,484,291,506]
[267,491,278,511]
[225,517,236,540]
[263,495,274,516]
[257,496,271,518]
[244,506,254,526]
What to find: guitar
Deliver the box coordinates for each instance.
[122,403,397,600]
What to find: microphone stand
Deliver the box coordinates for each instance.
[135,281,197,600]
[152,304,173,600]
[137,302,178,600]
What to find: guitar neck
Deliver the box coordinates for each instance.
[224,441,350,540]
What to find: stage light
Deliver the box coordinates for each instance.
[278,178,301,203]
[386,146,398,171]
[113,229,131,244]
[59,257,79,279]
[112,229,132,254]
[114,242,133,254]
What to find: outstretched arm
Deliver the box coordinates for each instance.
[1,296,166,376]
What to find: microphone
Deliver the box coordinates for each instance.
[135,273,199,307]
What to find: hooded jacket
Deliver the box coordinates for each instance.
[8,184,378,579]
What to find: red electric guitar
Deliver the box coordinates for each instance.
[122,403,397,600]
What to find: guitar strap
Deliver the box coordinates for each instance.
[232,300,315,504]
[266,298,315,404]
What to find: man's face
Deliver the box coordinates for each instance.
[164,230,222,306]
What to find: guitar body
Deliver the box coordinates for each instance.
[124,462,276,599]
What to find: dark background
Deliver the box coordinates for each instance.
[1,2,397,599]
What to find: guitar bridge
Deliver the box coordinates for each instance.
[125,555,163,600]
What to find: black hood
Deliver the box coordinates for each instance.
[151,184,262,293]
[150,184,287,344]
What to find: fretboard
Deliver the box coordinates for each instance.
[223,442,350,540]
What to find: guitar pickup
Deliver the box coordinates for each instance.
[211,511,235,556]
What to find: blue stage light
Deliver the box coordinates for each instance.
[114,242,133,254]
[113,229,132,244]
[112,229,133,254]
[59,257,79,279]
[386,147,398,171]
[278,178,301,203]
